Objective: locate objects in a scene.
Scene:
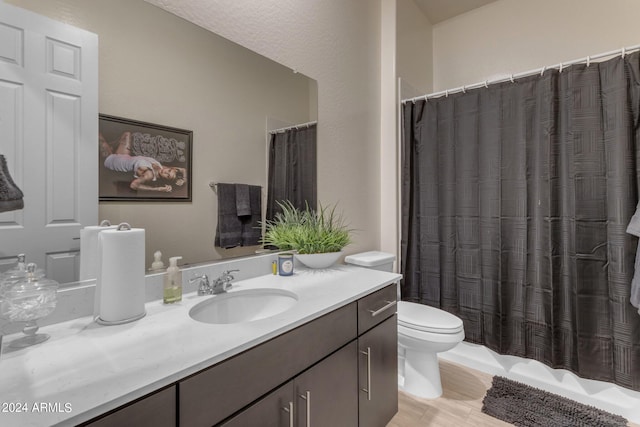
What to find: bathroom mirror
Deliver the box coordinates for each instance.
[2,0,318,285]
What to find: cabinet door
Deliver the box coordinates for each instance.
[221,381,294,427]
[295,341,358,427]
[358,315,398,427]
[81,386,176,427]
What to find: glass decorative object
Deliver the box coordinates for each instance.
[0,254,44,290]
[0,263,58,348]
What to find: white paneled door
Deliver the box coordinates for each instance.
[0,2,98,283]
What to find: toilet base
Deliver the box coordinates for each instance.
[401,349,443,399]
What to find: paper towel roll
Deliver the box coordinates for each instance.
[96,224,146,324]
[80,221,117,281]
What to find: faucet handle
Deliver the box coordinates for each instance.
[189,273,209,284]
[219,269,239,291]
[221,269,239,280]
[189,274,210,295]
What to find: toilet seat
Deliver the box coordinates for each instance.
[397,301,464,334]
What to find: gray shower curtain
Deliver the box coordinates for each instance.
[401,52,640,391]
[266,124,317,220]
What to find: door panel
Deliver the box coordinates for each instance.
[295,342,358,427]
[358,315,398,427]
[0,2,98,282]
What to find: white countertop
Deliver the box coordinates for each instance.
[0,264,401,427]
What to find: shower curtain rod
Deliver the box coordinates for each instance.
[268,120,317,134]
[402,43,640,104]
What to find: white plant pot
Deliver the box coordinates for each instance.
[295,251,343,269]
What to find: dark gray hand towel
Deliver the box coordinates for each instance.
[241,185,262,246]
[235,184,251,217]
[214,183,242,248]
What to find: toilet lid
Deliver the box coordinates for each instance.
[398,301,464,334]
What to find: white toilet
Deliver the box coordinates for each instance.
[345,251,465,399]
[397,300,464,398]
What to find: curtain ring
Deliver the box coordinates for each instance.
[484,80,489,88]
[510,74,515,83]
[559,62,564,73]
[462,85,466,94]
[621,47,626,58]
[540,66,546,76]
[445,90,449,97]
[586,56,590,67]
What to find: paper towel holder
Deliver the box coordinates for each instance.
[94,222,147,326]
[96,311,146,326]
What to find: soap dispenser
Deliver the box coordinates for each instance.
[150,250,165,271]
[163,256,183,304]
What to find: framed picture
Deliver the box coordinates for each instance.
[98,114,192,202]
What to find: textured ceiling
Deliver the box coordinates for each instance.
[413,0,498,24]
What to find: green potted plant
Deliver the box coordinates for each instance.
[262,200,352,268]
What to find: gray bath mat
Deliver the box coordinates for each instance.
[481,376,628,427]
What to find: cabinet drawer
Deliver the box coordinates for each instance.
[81,386,176,427]
[179,302,357,427]
[357,284,397,334]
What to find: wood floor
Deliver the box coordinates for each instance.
[387,359,640,427]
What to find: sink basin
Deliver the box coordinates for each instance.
[189,288,298,324]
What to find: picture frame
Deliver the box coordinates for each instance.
[98,114,192,202]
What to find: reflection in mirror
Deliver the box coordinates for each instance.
[266,122,318,221]
[1,0,318,286]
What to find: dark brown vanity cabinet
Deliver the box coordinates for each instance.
[357,284,399,427]
[222,342,358,427]
[220,381,294,427]
[80,386,176,427]
[223,283,399,427]
[180,303,358,427]
[82,282,399,427]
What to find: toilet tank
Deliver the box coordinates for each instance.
[344,251,396,272]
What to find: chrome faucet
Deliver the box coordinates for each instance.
[213,270,239,293]
[189,274,212,296]
[190,270,239,295]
